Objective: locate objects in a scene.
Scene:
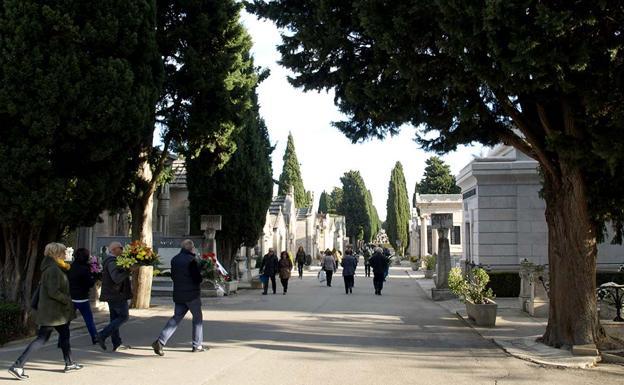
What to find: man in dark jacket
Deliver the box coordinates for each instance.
[152,239,204,355]
[97,241,132,351]
[259,248,279,295]
[369,247,388,295]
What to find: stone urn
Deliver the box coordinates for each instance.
[131,265,154,309]
[465,300,498,327]
[424,270,434,279]
[224,280,238,296]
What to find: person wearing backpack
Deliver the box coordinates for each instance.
[9,243,82,380]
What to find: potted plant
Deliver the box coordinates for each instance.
[410,256,420,271]
[223,274,238,296]
[423,254,436,279]
[198,252,223,296]
[448,267,497,327]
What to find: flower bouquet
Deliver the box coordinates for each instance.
[115,241,160,270]
[199,252,223,284]
[89,255,103,281]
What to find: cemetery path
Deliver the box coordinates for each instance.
[0,267,622,385]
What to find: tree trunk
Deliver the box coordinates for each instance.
[0,223,57,327]
[130,156,155,247]
[541,165,601,348]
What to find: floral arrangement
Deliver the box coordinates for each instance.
[89,255,103,280]
[115,241,160,270]
[199,252,230,284]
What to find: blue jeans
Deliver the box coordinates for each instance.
[99,300,129,348]
[158,298,203,348]
[73,301,97,340]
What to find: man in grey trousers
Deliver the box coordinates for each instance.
[152,239,205,355]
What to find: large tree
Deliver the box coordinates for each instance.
[130,0,258,246]
[386,162,410,255]
[0,0,160,316]
[318,191,331,214]
[250,1,624,347]
[339,171,379,243]
[414,156,461,206]
[277,133,309,207]
[187,89,273,271]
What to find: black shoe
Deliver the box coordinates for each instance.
[64,363,83,373]
[95,334,107,351]
[262,292,267,295]
[91,337,98,345]
[283,292,286,295]
[192,346,208,353]
[8,366,28,380]
[152,340,164,356]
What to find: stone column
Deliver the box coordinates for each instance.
[431,214,455,301]
[201,215,222,256]
[419,216,428,257]
[157,183,170,236]
[431,226,439,255]
[518,261,533,312]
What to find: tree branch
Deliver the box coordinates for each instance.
[493,91,559,178]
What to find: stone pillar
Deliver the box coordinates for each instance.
[157,183,170,236]
[201,215,222,256]
[528,270,549,318]
[431,226,439,255]
[431,214,455,301]
[419,216,428,258]
[518,262,533,312]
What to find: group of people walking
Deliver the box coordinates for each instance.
[320,245,391,295]
[9,239,207,380]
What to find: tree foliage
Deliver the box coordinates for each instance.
[386,162,410,254]
[130,0,261,245]
[0,0,160,308]
[187,91,273,268]
[414,156,460,205]
[339,171,379,243]
[250,1,624,347]
[318,191,330,214]
[278,133,310,208]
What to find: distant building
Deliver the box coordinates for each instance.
[408,194,464,264]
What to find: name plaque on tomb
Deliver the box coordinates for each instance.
[431,213,453,229]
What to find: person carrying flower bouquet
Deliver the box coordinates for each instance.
[152,239,205,355]
[96,241,132,352]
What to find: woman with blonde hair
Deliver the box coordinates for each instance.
[9,243,82,380]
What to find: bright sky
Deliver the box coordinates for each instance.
[241,12,484,221]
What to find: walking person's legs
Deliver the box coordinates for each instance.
[298,264,304,278]
[281,278,288,294]
[270,274,277,294]
[187,298,204,350]
[98,300,129,350]
[157,302,189,346]
[75,301,97,343]
[12,326,54,371]
[55,323,81,371]
[326,270,333,287]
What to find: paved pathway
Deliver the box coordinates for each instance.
[1,268,622,384]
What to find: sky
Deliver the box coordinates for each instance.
[241,12,484,221]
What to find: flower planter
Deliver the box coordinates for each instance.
[424,269,434,279]
[131,265,154,309]
[411,263,419,271]
[224,281,238,296]
[465,300,498,327]
[250,277,263,289]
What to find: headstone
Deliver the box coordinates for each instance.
[431,213,455,301]
[158,247,179,270]
[201,215,222,255]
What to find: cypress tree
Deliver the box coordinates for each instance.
[187,90,273,270]
[330,187,343,214]
[386,162,410,255]
[318,191,331,214]
[413,157,460,206]
[278,133,309,207]
[130,0,259,245]
[339,171,379,243]
[0,0,160,317]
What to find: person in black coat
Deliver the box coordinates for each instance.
[152,239,205,356]
[259,248,279,295]
[369,247,388,295]
[67,248,97,344]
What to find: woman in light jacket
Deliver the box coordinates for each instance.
[278,251,293,294]
[9,243,82,380]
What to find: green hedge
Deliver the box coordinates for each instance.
[486,272,521,298]
[0,302,25,345]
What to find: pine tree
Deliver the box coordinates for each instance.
[414,157,460,203]
[278,133,309,207]
[0,0,160,319]
[386,162,410,255]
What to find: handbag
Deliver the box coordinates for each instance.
[259,274,269,285]
[30,284,41,310]
[318,269,326,283]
